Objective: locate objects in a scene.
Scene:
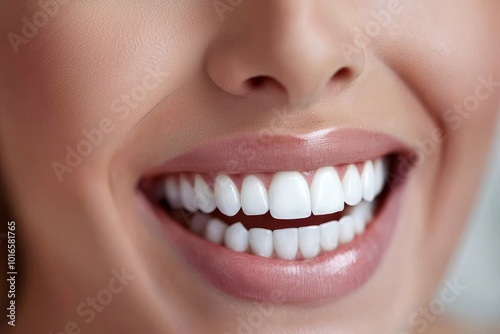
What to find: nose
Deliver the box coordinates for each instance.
[206,0,364,109]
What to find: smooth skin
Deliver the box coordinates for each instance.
[0,1,499,333]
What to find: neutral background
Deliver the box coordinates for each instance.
[443,112,500,325]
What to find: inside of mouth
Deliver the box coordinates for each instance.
[166,204,348,230]
[141,154,398,260]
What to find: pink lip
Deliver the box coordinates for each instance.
[146,128,410,174]
[139,129,411,304]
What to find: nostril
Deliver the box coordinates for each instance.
[248,76,267,89]
[333,67,352,81]
[246,75,285,93]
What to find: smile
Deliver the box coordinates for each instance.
[139,129,412,303]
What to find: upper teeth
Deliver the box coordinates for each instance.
[163,158,388,220]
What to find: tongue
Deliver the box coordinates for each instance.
[212,210,345,230]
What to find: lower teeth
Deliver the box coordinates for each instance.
[176,201,375,260]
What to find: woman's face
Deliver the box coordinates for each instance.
[1,1,499,333]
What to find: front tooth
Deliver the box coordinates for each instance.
[310,167,344,215]
[298,226,321,259]
[361,161,376,202]
[320,220,340,252]
[268,172,311,219]
[249,228,273,258]
[194,174,216,213]
[339,216,355,244]
[374,158,387,195]
[164,177,182,208]
[205,218,228,244]
[180,175,197,212]
[241,175,269,215]
[273,228,299,260]
[342,165,363,206]
[214,174,241,216]
[224,222,249,252]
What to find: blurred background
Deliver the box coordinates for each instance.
[443,113,500,326]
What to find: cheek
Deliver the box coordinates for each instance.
[385,0,500,276]
[4,4,167,135]
[375,1,500,127]
[0,2,213,175]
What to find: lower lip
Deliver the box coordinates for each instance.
[141,181,406,304]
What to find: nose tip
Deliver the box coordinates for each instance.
[206,2,365,109]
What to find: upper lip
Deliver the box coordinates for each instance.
[144,128,411,175]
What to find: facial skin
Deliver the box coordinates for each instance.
[0,1,499,333]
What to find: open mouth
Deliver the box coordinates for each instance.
[139,129,411,303]
[146,159,387,260]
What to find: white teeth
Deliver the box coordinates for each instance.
[342,165,363,206]
[351,201,374,235]
[310,167,345,215]
[319,220,340,252]
[339,216,355,244]
[164,177,182,209]
[191,201,374,259]
[180,175,197,213]
[361,161,376,202]
[268,172,311,219]
[249,228,274,258]
[194,175,216,213]
[273,228,299,260]
[353,215,366,234]
[241,175,269,216]
[164,159,387,219]
[214,174,241,217]
[204,218,228,244]
[298,226,321,259]
[224,222,248,252]
[373,158,387,196]
[165,159,385,259]
[351,201,374,226]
